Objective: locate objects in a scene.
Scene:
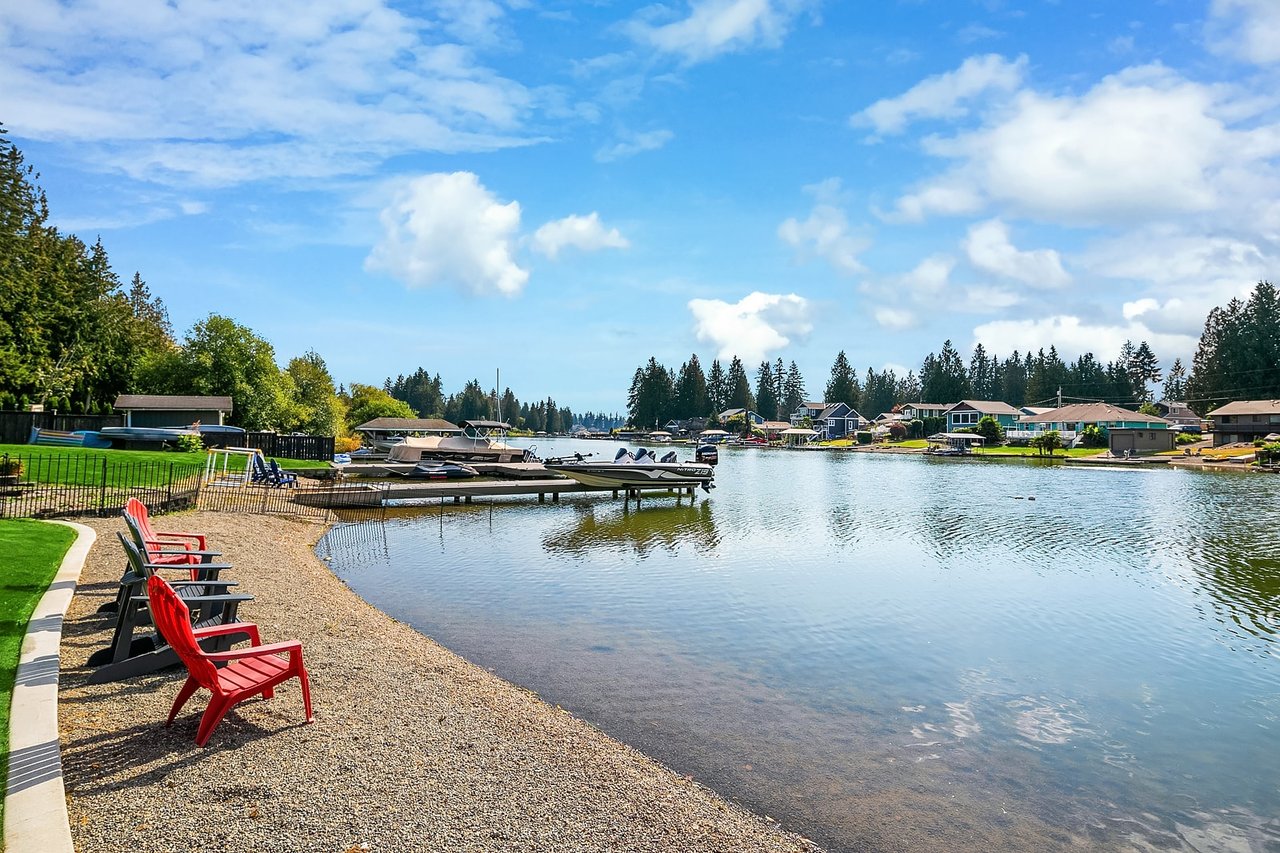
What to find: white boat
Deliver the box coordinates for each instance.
[387,420,530,464]
[545,448,716,492]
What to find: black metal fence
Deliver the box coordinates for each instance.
[0,451,385,522]
[0,411,125,444]
[241,432,334,461]
[0,453,204,519]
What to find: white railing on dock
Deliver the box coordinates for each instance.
[203,447,258,487]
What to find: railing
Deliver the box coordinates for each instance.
[0,410,125,444]
[1007,430,1078,442]
[0,453,204,519]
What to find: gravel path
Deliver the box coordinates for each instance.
[58,512,820,853]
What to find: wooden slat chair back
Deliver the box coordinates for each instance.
[85,534,252,684]
[124,498,220,581]
[148,575,314,746]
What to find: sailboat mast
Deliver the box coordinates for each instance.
[496,368,501,422]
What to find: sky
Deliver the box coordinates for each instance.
[3,0,1279,413]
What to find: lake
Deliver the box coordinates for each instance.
[320,441,1280,852]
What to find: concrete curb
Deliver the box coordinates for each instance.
[5,520,96,853]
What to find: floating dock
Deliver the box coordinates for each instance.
[293,478,704,509]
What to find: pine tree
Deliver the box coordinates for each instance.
[673,354,709,418]
[726,356,755,411]
[783,361,806,416]
[825,351,858,407]
[1163,358,1188,401]
[755,361,779,420]
[707,359,727,416]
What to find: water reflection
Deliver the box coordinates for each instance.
[541,499,719,557]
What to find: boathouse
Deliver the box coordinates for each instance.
[113,394,233,428]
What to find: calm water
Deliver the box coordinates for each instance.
[321,441,1280,852]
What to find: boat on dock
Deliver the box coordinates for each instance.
[387,420,531,464]
[399,460,480,480]
[545,448,716,492]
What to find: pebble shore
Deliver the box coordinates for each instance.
[58,512,820,853]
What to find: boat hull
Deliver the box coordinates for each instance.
[544,462,715,490]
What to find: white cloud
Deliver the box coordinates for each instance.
[889,64,1280,225]
[628,0,817,64]
[531,212,630,260]
[595,129,675,162]
[963,218,1070,287]
[778,180,869,275]
[0,1,536,186]
[874,307,917,330]
[971,315,1197,364]
[853,54,1026,136]
[687,292,813,362]
[365,172,528,297]
[1209,0,1280,65]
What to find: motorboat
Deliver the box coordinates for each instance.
[545,447,716,492]
[399,460,480,480]
[98,426,200,446]
[695,444,719,465]
[387,420,531,464]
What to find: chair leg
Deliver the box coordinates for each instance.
[168,676,201,726]
[298,667,313,722]
[195,695,236,747]
[261,686,274,699]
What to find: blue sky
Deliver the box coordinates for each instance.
[3,1,1278,412]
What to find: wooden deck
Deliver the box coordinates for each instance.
[293,478,703,508]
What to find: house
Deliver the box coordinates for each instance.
[1108,427,1176,456]
[1016,403,1171,441]
[719,408,765,426]
[944,400,1023,433]
[899,403,953,421]
[1156,400,1201,429]
[113,394,233,428]
[664,417,709,437]
[815,403,863,440]
[789,401,827,426]
[1205,400,1280,446]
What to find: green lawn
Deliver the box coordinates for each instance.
[969,445,1107,458]
[0,443,331,488]
[0,519,76,829]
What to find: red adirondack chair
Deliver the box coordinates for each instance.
[126,497,209,550]
[147,575,313,746]
[124,498,222,581]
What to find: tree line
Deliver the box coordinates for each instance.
[625,280,1277,427]
[381,367,599,434]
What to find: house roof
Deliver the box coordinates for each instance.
[946,400,1023,416]
[901,402,952,410]
[1019,403,1170,425]
[800,401,826,409]
[1021,406,1054,416]
[354,418,461,433]
[1206,399,1280,417]
[114,394,233,411]
[818,403,861,420]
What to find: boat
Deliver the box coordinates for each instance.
[695,444,719,465]
[386,420,531,464]
[29,427,112,449]
[98,426,200,446]
[398,460,479,480]
[545,447,716,492]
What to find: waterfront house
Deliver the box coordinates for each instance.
[113,394,233,428]
[1156,400,1202,430]
[899,403,953,422]
[663,417,708,438]
[719,408,765,426]
[1108,427,1176,456]
[1015,403,1171,442]
[1206,400,1280,446]
[944,400,1023,433]
[815,403,863,440]
[789,401,827,427]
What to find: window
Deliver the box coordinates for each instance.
[952,411,978,426]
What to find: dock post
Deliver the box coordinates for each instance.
[464,496,472,504]
[538,493,545,503]
[612,489,619,498]
[453,496,461,504]
[552,491,559,503]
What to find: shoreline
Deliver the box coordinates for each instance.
[56,512,818,853]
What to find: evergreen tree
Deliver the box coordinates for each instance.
[1127,341,1161,402]
[726,356,754,411]
[920,340,970,403]
[825,351,858,407]
[707,359,728,415]
[782,361,806,416]
[969,343,992,399]
[673,354,709,418]
[1163,358,1188,401]
[755,360,779,420]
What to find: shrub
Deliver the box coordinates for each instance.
[173,433,205,453]
[334,435,364,453]
[975,415,1005,445]
[72,400,84,414]
[888,421,908,441]
[1175,431,1200,445]
[0,455,22,477]
[908,418,924,439]
[855,431,873,445]
[1081,424,1108,448]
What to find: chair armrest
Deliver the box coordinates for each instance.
[193,621,261,645]
[131,593,253,605]
[205,640,301,661]
[146,547,223,559]
[142,560,233,573]
[150,531,209,547]
[167,580,237,589]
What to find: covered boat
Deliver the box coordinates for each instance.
[545,448,716,492]
[399,461,480,480]
[387,420,530,464]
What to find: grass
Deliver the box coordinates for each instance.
[969,445,1107,458]
[0,443,332,487]
[0,519,76,829]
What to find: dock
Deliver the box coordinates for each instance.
[292,478,704,509]
[339,461,557,479]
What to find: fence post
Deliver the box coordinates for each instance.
[167,462,174,506]
[98,457,109,515]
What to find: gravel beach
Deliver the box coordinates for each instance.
[57,512,820,853]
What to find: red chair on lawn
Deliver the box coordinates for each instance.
[147,575,314,746]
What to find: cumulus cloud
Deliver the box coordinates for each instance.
[0,2,535,186]
[778,180,869,274]
[531,212,629,260]
[853,54,1026,136]
[971,315,1197,364]
[1208,0,1280,65]
[687,292,813,362]
[365,172,528,297]
[628,0,817,64]
[887,63,1280,225]
[595,129,675,162]
[963,219,1070,287]
[874,307,917,330]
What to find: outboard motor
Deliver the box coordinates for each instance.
[614,447,635,462]
[660,450,678,463]
[695,444,719,465]
[635,448,653,463]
